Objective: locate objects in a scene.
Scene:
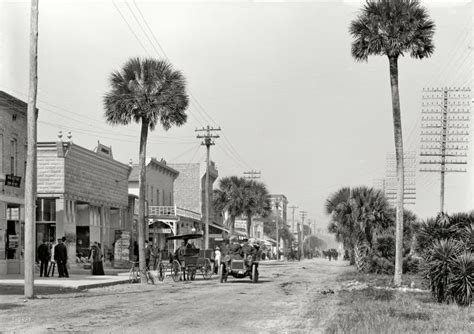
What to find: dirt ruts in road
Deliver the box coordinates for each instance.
[0,259,351,333]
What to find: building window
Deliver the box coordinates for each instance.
[169,192,172,206]
[156,189,159,206]
[36,198,56,222]
[10,138,17,175]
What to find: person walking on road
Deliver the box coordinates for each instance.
[214,246,221,275]
[150,243,159,270]
[54,237,69,278]
[37,240,50,277]
[145,241,151,269]
[90,242,105,275]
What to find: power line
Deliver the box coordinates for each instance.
[112,0,150,56]
[121,0,253,170]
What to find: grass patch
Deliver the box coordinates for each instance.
[336,270,429,290]
[327,270,473,333]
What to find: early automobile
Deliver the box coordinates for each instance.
[219,241,260,283]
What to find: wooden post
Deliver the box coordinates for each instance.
[25,0,39,299]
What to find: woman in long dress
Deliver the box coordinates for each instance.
[90,242,105,275]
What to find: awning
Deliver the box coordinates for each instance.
[210,222,229,233]
[166,233,204,241]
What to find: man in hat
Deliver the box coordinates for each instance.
[54,237,69,278]
[37,240,50,277]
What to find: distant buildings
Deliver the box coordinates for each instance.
[0,91,28,275]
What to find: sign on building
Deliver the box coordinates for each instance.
[5,174,21,188]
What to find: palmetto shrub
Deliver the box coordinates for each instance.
[447,252,474,306]
[426,240,462,303]
[425,239,473,306]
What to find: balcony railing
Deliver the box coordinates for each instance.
[148,205,201,221]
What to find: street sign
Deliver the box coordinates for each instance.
[5,174,21,188]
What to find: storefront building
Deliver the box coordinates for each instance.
[37,139,130,266]
[0,91,27,275]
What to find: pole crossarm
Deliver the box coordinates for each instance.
[420,87,471,212]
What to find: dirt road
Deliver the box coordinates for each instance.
[0,259,351,333]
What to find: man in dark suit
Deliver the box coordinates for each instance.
[37,240,50,277]
[54,237,69,278]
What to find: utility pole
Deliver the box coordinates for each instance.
[299,211,307,260]
[196,125,220,249]
[420,87,471,213]
[25,0,39,299]
[274,199,281,260]
[243,170,261,179]
[385,151,417,206]
[288,205,298,236]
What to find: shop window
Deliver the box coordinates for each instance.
[36,198,56,222]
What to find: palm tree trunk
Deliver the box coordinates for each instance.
[138,119,149,283]
[388,56,404,287]
[246,213,252,238]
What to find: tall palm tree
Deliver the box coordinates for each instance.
[350,0,435,285]
[213,176,247,235]
[242,180,272,237]
[104,58,189,283]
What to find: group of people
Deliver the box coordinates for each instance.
[37,238,106,277]
[37,237,69,278]
[132,240,166,270]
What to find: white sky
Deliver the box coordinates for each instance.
[0,0,472,228]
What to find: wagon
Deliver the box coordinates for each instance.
[158,233,213,281]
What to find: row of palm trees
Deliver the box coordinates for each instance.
[213,176,272,237]
[99,0,437,285]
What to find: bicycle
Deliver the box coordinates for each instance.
[128,261,156,284]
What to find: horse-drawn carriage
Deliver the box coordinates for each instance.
[157,233,213,282]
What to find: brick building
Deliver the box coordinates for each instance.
[170,161,223,248]
[36,140,130,265]
[269,194,288,225]
[0,91,28,275]
[129,158,182,251]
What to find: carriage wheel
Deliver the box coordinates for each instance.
[202,259,213,280]
[158,262,165,281]
[219,263,227,283]
[171,260,181,282]
[251,264,258,283]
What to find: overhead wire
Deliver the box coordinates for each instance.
[124,0,253,170]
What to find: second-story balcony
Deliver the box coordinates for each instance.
[148,205,201,222]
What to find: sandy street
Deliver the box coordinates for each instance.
[0,259,351,333]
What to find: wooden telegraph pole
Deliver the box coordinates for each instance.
[299,211,307,260]
[25,0,39,299]
[274,199,281,260]
[196,126,220,249]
